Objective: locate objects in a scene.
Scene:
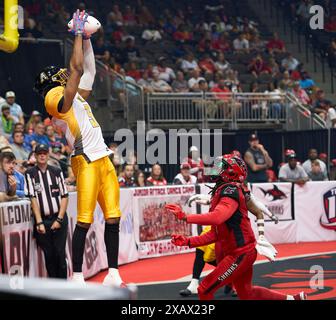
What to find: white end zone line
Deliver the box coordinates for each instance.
[136,250,336,287]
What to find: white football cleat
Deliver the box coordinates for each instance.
[70,272,86,285]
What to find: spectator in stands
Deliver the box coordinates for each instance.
[281,53,299,72]
[302,148,328,181]
[296,0,313,21]
[181,53,199,73]
[211,79,232,117]
[266,32,286,54]
[199,53,217,75]
[153,57,176,84]
[138,5,155,27]
[268,58,280,77]
[0,104,14,139]
[137,71,154,93]
[214,52,231,73]
[126,62,142,81]
[10,131,29,163]
[26,110,42,135]
[135,170,147,187]
[233,33,249,52]
[212,32,231,52]
[109,4,124,26]
[122,38,141,64]
[147,164,167,186]
[186,146,205,183]
[172,71,189,92]
[119,164,136,187]
[93,37,108,60]
[249,33,266,52]
[142,24,162,42]
[173,24,193,44]
[1,91,24,124]
[188,69,206,92]
[279,149,309,185]
[248,54,271,78]
[29,122,49,149]
[123,5,137,26]
[292,81,310,105]
[326,104,336,128]
[312,89,330,120]
[46,125,64,151]
[0,151,24,199]
[151,70,173,92]
[173,163,197,185]
[299,72,316,91]
[244,134,273,183]
[279,71,294,91]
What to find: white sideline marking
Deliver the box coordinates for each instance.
[136,250,336,287]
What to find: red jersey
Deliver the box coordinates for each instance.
[147,176,167,186]
[187,183,256,258]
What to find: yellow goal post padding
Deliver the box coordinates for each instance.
[0,0,19,53]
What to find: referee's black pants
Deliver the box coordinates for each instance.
[35,214,68,279]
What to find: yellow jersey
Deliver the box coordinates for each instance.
[45,86,112,162]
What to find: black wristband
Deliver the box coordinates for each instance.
[56,217,64,224]
[36,222,44,227]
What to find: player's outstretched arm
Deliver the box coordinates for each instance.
[61,10,87,113]
[78,39,96,100]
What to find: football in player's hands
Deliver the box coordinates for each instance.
[68,14,101,36]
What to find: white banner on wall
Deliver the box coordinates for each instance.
[132,185,198,259]
[295,181,336,242]
[1,182,336,280]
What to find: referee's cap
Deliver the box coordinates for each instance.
[35,144,49,154]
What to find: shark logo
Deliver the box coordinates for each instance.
[321,189,336,231]
[259,185,287,201]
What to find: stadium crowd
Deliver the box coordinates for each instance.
[14,0,336,125]
[0,88,334,202]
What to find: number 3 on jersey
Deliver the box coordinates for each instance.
[84,103,99,128]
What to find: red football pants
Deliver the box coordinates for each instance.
[198,248,287,300]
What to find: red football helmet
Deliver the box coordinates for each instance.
[212,154,247,183]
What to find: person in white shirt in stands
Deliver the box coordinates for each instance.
[181,53,199,73]
[233,33,249,52]
[173,163,197,185]
[302,148,328,180]
[326,105,336,128]
[278,150,309,185]
[153,57,176,84]
[150,70,173,92]
[0,91,24,125]
[188,69,206,92]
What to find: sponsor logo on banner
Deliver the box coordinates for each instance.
[251,183,294,221]
[321,188,336,231]
[259,185,287,201]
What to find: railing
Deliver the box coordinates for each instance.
[147,92,323,130]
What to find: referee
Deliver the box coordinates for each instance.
[25,144,69,279]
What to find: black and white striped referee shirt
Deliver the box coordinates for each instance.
[24,165,68,217]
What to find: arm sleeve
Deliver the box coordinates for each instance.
[79,39,96,91]
[189,226,218,248]
[187,196,239,226]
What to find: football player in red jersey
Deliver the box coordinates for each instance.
[166,154,307,300]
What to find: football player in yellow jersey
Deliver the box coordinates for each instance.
[34,10,125,287]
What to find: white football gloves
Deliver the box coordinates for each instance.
[187,194,211,207]
[255,235,278,262]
